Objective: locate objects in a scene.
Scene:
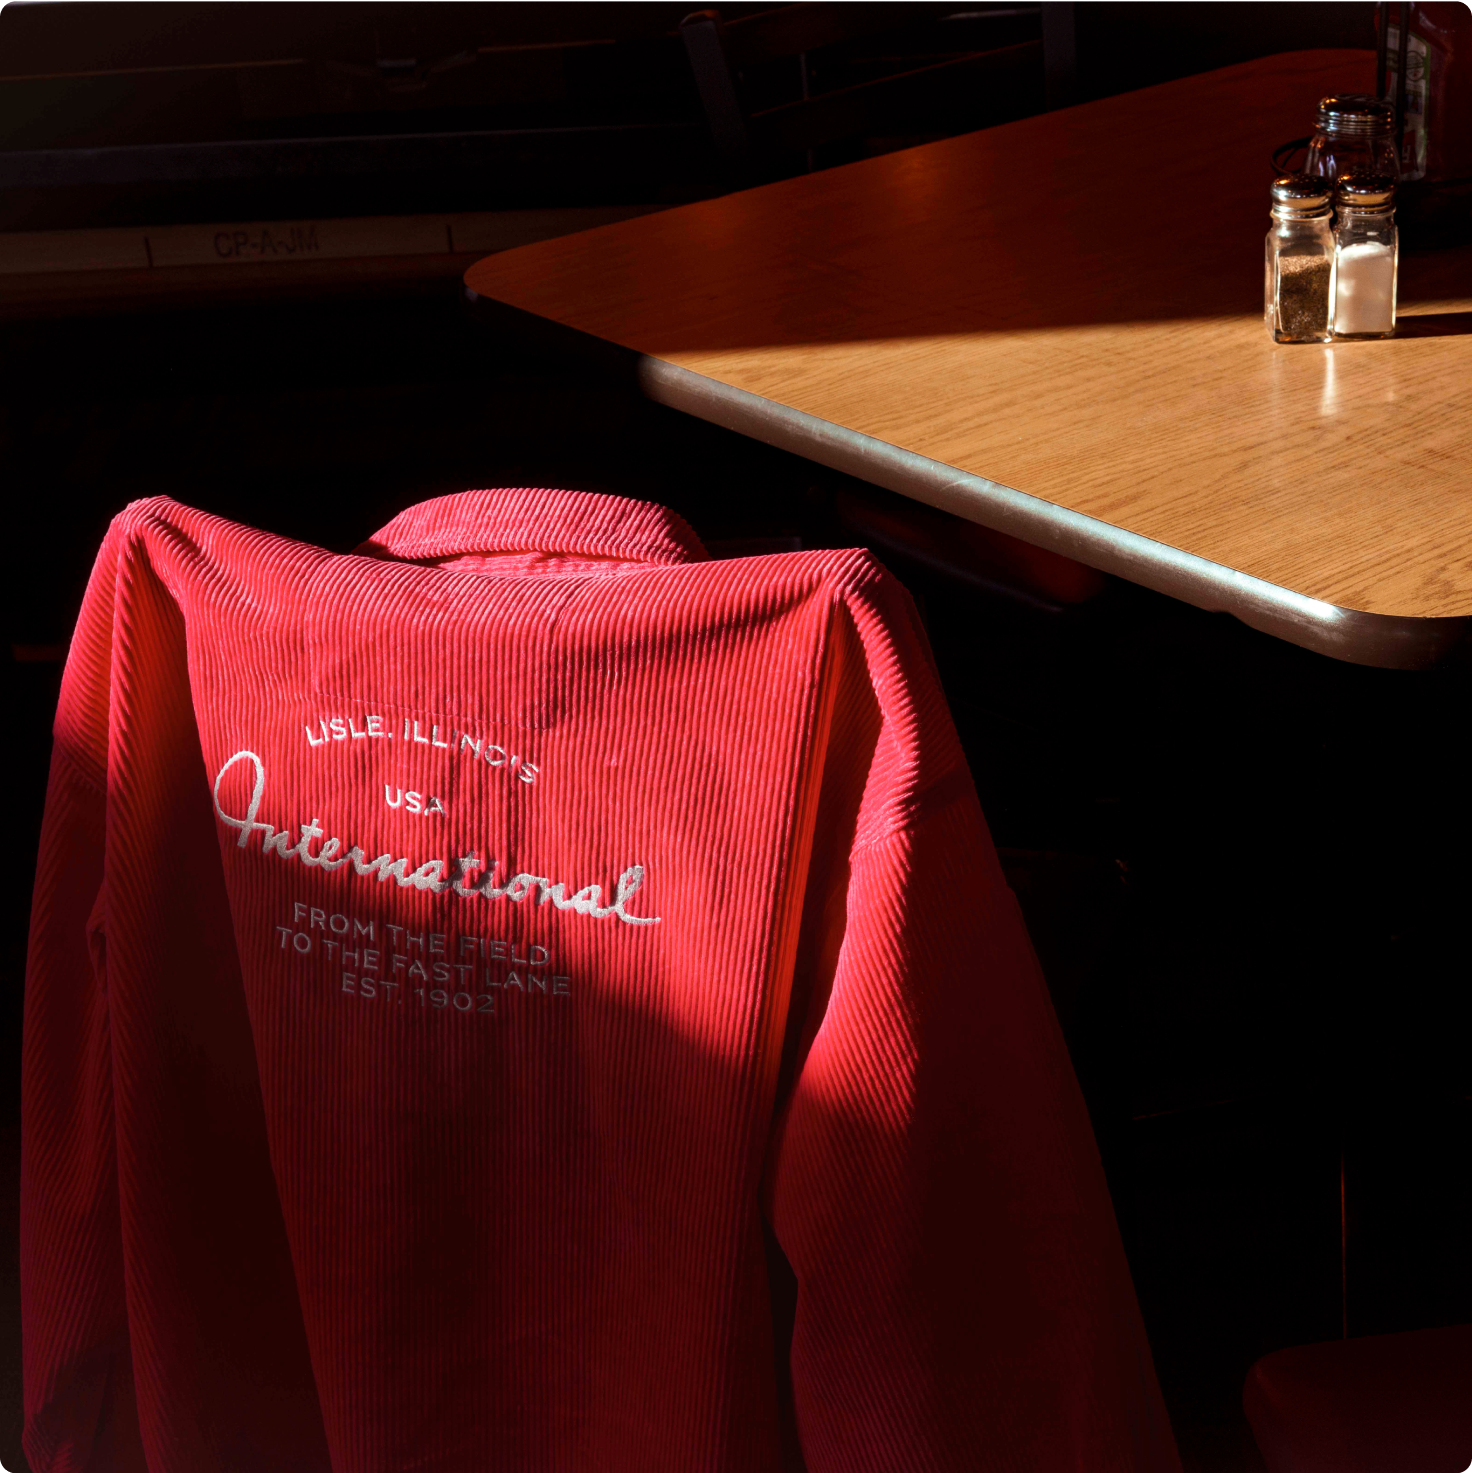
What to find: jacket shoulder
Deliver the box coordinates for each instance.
[773,547,972,849]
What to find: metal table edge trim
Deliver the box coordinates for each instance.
[464,287,1469,671]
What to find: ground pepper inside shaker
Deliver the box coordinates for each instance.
[1276,254,1333,337]
[1265,175,1335,344]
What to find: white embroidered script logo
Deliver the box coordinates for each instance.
[212,750,659,926]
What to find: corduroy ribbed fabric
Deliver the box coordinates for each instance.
[22,489,1181,1473]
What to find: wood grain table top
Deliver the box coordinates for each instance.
[466,49,1472,656]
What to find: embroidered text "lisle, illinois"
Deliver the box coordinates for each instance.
[212,750,658,926]
[304,713,539,784]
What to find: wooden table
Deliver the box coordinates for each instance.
[465,50,1472,669]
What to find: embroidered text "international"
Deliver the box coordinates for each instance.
[212,750,658,926]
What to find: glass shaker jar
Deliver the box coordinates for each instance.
[1265,175,1335,344]
[1305,94,1400,182]
[1332,175,1398,339]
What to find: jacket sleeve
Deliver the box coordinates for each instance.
[764,578,1181,1473]
[21,522,147,1473]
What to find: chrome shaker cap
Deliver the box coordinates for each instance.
[1315,94,1396,137]
[1335,173,1396,207]
[1270,174,1334,212]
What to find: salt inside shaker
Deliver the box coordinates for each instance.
[1332,175,1398,340]
[1265,175,1335,344]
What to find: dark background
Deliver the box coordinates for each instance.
[3,5,1468,1472]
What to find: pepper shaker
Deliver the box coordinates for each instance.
[1265,175,1335,344]
[1332,175,1398,340]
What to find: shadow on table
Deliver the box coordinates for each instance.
[1395,311,1472,339]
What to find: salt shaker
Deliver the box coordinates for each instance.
[1332,175,1398,340]
[1265,175,1335,344]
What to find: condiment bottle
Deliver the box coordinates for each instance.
[1305,94,1401,182]
[1266,175,1335,344]
[1332,175,1398,340]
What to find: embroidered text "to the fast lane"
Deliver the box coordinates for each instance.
[212,750,658,926]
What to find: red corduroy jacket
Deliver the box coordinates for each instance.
[22,489,1180,1473]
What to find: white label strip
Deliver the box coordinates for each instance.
[0,205,660,277]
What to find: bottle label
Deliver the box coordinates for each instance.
[1384,23,1430,181]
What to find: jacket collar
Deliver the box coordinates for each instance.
[357,488,708,572]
